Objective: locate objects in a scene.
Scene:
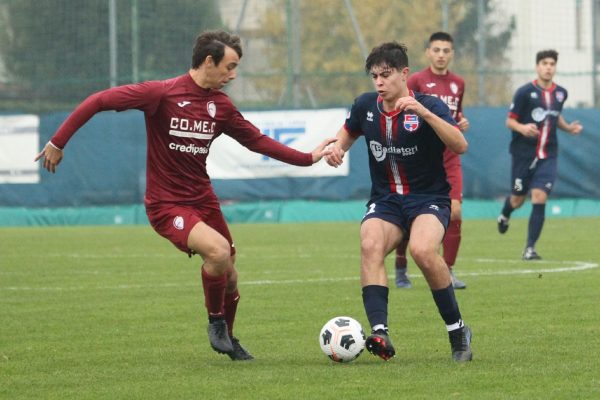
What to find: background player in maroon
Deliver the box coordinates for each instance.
[35,30,335,361]
[394,32,470,290]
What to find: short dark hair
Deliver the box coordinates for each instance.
[536,49,558,64]
[191,30,243,69]
[365,42,409,74]
[429,31,454,44]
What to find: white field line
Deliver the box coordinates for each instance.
[0,260,597,292]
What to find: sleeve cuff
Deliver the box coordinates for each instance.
[48,140,63,150]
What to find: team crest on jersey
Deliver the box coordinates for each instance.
[403,114,419,131]
[173,216,184,230]
[366,111,374,121]
[530,92,538,99]
[555,91,565,102]
[450,82,458,94]
[207,101,216,118]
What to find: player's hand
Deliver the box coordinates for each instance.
[568,120,583,135]
[519,123,539,138]
[394,96,429,117]
[457,112,470,133]
[324,142,346,168]
[311,138,338,164]
[34,141,64,173]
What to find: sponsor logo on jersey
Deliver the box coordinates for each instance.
[366,111,374,122]
[450,82,458,94]
[369,140,418,161]
[169,142,209,155]
[426,82,436,88]
[169,117,215,140]
[177,100,191,107]
[531,107,560,122]
[530,92,538,99]
[207,101,216,118]
[403,114,419,131]
[555,91,565,102]
[173,216,184,230]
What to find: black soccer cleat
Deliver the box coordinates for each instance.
[497,215,509,234]
[522,247,542,261]
[365,330,395,361]
[207,318,234,354]
[227,337,254,361]
[448,325,473,362]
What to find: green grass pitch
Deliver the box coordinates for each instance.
[1,218,599,399]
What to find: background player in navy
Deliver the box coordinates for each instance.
[394,32,469,290]
[325,42,472,362]
[497,49,582,260]
[35,30,335,361]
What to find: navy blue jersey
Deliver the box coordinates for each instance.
[508,80,568,160]
[345,91,458,200]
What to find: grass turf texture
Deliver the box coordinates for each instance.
[1,218,599,399]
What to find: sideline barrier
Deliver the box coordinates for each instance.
[1,199,599,227]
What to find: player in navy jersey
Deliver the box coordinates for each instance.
[497,49,582,260]
[394,32,469,290]
[35,30,336,361]
[325,42,472,362]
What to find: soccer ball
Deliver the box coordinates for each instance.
[319,316,366,363]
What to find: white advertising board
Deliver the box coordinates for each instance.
[0,115,40,184]
[207,108,349,179]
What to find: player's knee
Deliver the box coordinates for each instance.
[409,244,437,269]
[203,242,231,268]
[360,236,385,260]
[510,195,525,209]
[450,209,461,221]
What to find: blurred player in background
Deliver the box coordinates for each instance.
[394,32,469,290]
[325,42,473,362]
[497,49,582,260]
[35,30,335,361]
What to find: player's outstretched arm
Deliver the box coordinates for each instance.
[34,141,64,173]
[311,138,338,163]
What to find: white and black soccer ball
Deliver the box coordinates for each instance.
[319,316,366,363]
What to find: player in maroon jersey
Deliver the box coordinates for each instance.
[394,32,470,290]
[35,30,335,361]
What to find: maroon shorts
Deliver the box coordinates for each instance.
[146,199,235,256]
[443,149,463,202]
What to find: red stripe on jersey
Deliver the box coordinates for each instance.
[378,110,410,195]
[393,116,410,194]
[378,113,397,194]
[536,87,554,159]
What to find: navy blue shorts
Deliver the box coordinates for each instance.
[362,193,451,238]
[511,157,557,195]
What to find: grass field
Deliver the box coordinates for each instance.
[1,218,599,399]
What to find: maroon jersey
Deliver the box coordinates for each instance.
[407,67,465,121]
[51,73,312,205]
[408,67,466,200]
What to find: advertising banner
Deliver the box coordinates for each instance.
[0,115,40,184]
[207,108,349,179]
